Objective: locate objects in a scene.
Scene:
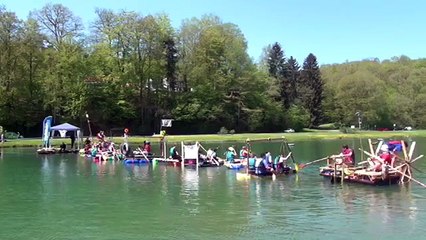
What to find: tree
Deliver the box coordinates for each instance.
[267,42,286,78]
[164,38,178,92]
[300,53,324,128]
[0,7,22,129]
[31,3,83,49]
[287,56,300,105]
[266,42,291,108]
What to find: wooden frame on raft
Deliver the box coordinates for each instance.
[236,137,297,180]
[319,139,425,187]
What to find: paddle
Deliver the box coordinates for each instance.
[282,138,299,172]
[137,147,151,162]
[361,149,426,188]
[298,156,330,169]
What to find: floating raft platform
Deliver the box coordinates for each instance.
[37,148,79,154]
[320,166,401,186]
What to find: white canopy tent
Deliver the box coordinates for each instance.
[50,123,81,149]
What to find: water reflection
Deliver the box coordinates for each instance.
[123,164,150,182]
[181,168,199,215]
[1,139,426,240]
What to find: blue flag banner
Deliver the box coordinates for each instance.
[42,116,53,147]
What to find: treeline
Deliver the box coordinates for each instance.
[322,56,426,129]
[0,4,425,137]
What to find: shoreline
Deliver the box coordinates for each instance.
[0,130,420,148]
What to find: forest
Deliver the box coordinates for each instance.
[1,4,425,137]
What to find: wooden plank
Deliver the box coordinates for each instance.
[408,141,416,160]
[368,139,374,155]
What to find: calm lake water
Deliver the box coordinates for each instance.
[1,138,426,240]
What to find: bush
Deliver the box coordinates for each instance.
[286,105,310,132]
[229,129,235,134]
[339,127,357,134]
[4,131,21,139]
[318,123,340,130]
[217,127,229,135]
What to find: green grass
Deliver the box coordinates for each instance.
[0,130,423,148]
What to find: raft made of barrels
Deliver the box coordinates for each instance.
[224,162,244,169]
[123,159,150,164]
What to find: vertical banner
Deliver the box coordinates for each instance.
[161,119,173,127]
[42,116,53,147]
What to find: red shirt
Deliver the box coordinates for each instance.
[144,144,152,153]
[380,152,392,165]
[342,148,353,164]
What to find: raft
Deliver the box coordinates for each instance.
[92,155,115,162]
[37,148,79,154]
[224,162,244,169]
[123,159,150,164]
[319,165,401,186]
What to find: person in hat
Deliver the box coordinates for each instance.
[225,146,237,163]
[368,144,395,171]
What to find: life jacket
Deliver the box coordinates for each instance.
[248,158,256,169]
[170,147,176,156]
[144,144,151,153]
[380,152,393,165]
[342,148,355,165]
[226,151,235,162]
[239,149,248,159]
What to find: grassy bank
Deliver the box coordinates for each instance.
[0,130,423,148]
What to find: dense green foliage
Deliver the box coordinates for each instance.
[321,56,426,129]
[0,4,425,137]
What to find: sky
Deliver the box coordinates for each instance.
[2,0,425,65]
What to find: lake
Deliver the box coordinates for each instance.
[0,138,425,239]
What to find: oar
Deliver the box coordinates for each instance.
[361,149,426,188]
[298,156,330,169]
[282,138,299,171]
[137,147,151,162]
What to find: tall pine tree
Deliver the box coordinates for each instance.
[287,56,300,105]
[267,42,291,108]
[301,53,324,128]
[164,38,178,92]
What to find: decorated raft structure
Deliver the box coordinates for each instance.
[135,140,223,167]
[319,139,425,187]
[236,137,298,180]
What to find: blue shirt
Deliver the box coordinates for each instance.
[226,151,235,162]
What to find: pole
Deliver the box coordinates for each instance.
[85,113,92,139]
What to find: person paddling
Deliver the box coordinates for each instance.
[170,144,181,160]
[225,147,237,163]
